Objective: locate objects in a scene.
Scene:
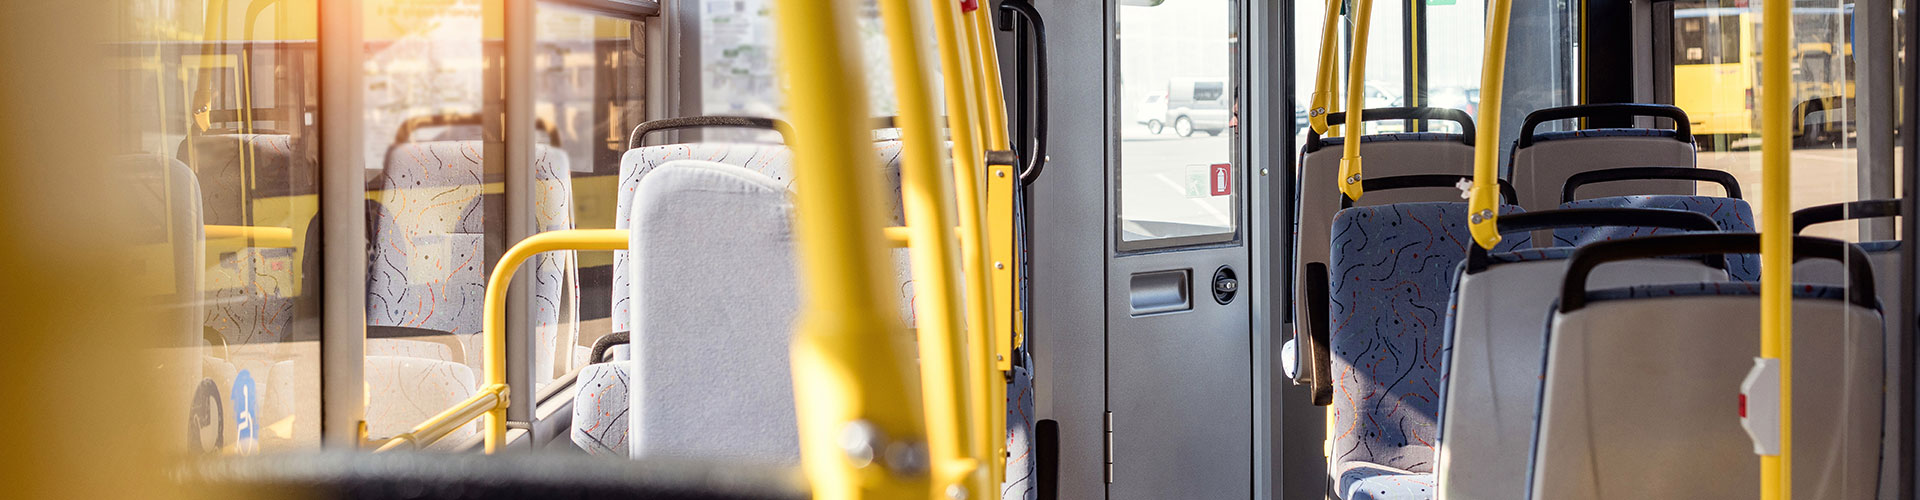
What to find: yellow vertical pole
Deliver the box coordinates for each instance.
[966,2,1016,490]
[771,0,933,497]
[927,0,1000,497]
[877,0,983,497]
[1759,0,1794,495]
[1336,0,1374,201]
[1311,0,1346,134]
[1466,0,1512,249]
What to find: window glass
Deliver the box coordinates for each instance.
[118,0,324,454]
[1118,0,1239,248]
[697,0,901,142]
[532,6,647,394]
[361,0,502,449]
[1674,0,1870,241]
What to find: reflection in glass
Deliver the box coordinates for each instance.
[117,0,323,454]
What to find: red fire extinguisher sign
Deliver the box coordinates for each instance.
[1210,163,1232,196]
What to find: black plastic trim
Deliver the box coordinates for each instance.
[1305,106,1474,152]
[1465,207,1723,273]
[627,116,795,149]
[1792,199,1903,234]
[1338,174,1518,209]
[1516,103,1692,149]
[1558,234,1876,312]
[1561,166,1743,203]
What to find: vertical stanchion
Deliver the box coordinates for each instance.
[877,0,984,496]
[770,0,934,497]
[1310,0,1345,134]
[966,2,1017,491]
[1759,0,1795,495]
[927,0,1001,497]
[1466,0,1512,250]
[1336,0,1373,201]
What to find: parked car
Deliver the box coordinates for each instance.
[1165,77,1231,137]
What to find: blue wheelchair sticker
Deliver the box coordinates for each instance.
[231,370,259,454]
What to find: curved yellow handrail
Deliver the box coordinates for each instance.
[372,229,628,453]
[964,3,1016,488]
[926,0,1000,497]
[1310,0,1346,134]
[772,0,934,496]
[877,0,984,497]
[1467,0,1513,249]
[1759,0,1795,495]
[1336,0,1375,202]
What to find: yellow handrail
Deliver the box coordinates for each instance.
[1336,0,1375,202]
[1309,0,1346,134]
[203,224,294,248]
[926,0,1000,497]
[965,2,1017,489]
[772,0,933,497]
[876,0,983,497]
[373,228,629,453]
[1467,0,1512,250]
[1760,0,1794,494]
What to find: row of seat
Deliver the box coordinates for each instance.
[566,117,1037,498]
[1292,103,1903,499]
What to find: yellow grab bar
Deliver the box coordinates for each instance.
[877,0,984,496]
[374,384,508,452]
[1309,0,1346,134]
[927,0,1000,497]
[203,225,294,248]
[1467,0,1512,249]
[373,228,628,453]
[965,2,1017,488]
[772,0,934,497]
[1336,0,1375,202]
[1760,0,1794,495]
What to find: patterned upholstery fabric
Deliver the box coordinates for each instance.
[1340,463,1437,500]
[1328,202,1526,492]
[363,355,479,451]
[570,362,631,457]
[1558,195,1759,280]
[1003,352,1037,500]
[367,142,576,372]
[177,134,300,347]
[366,141,576,443]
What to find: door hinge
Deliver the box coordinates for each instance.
[1104,410,1114,484]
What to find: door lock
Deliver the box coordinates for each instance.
[1211,266,1238,305]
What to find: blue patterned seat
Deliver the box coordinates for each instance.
[1327,202,1526,499]
[1558,195,1758,280]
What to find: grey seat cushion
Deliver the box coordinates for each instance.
[1531,284,1882,499]
[1509,129,1697,212]
[626,160,801,463]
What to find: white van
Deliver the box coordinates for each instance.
[1164,77,1230,137]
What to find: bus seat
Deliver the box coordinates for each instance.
[571,361,631,457]
[367,141,578,378]
[1559,194,1757,280]
[1530,235,1882,500]
[1328,202,1526,500]
[1508,104,1698,212]
[364,355,480,451]
[1291,107,1478,403]
[1435,208,1726,500]
[625,159,801,463]
[1792,199,1905,500]
[177,134,301,347]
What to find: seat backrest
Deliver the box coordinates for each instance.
[1327,202,1526,474]
[364,355,480,451]
[1559,195,1759,280]
[1292,108,1477,402]
[1438,208,1729,500]
[176,134,302,347]
[626,159,801,463]
[1531,236,1882,500]
[367,141,577,378]
[571,362,631,457]
[1508,104,1698,212]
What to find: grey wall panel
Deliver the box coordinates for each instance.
[1030,0,1116,497]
